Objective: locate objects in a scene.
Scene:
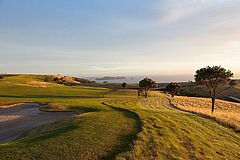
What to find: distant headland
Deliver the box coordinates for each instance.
[95,76,126,80]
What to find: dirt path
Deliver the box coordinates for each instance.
[0,103,75,143]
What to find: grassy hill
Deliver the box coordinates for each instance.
[0,75,239,159]
[179,81,240,100]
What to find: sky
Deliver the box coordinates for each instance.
[0,0,240,78]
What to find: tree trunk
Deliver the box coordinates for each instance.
[211,96,215,114]
[145,88,147,98]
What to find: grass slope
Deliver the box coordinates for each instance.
[172,96,240,132]
[0,104,140,160]
[107,97,240,160]
[0,75,139,160]
[0,75,240,159]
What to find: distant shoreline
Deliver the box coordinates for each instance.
[95,76,126,81]
[87,75,194,83]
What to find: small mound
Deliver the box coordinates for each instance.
[40,104,69,112]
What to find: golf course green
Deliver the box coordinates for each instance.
[0,75,239,160]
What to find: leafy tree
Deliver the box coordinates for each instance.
[165,82,181,97]
[122,82,127,89]
[229,79,237,86]
[138,78,156,97]
[195,66,234,113]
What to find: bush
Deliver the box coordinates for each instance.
[74,77,94,83]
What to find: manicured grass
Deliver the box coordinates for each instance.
[0,75,140,160]
[0,102,140,160]
[0,75,239,159]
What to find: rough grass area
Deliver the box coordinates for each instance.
[107,97,240,160]
[172,96,240,132]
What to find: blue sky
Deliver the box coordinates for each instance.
[0,0,240,77]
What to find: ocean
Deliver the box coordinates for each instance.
[87,75,194,83]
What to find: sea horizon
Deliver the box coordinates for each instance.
[86,75,195,83]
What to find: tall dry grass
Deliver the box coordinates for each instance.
[172,96,240,131]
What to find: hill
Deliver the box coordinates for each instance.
[179,81,240,100]
[155,80,240,101]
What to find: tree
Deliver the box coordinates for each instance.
[122,82,127,89]
[194,66,234,113]
[165,82,181,97]
[138,78,156,97]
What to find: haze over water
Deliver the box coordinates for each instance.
[88,73,240,83]
[89,75,193,83]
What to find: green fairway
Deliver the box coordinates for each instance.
[0,75,239,160]
[0,102,140,160]
[0,75,140,160]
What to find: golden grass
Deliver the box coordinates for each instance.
[172,96,240,131]
[40,104,69,112]
[17,81,50,88]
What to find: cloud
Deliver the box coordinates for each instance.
[156,0,240,26]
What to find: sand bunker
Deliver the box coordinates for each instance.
[0,103,75,143]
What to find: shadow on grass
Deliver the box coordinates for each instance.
[100,89,118,97]
[101,102,142,160]
[22,125,79,144]
[0,95,104,99]
[75,86,111,91]
[15,104,101,144]
[69,106,101,114]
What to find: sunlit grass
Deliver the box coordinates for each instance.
[0,75,140,160]
[107,97,240,160]
[172,96,240,131]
